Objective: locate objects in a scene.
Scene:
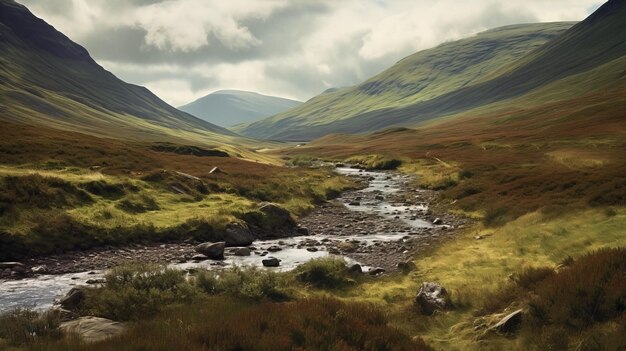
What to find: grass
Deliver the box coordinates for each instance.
[345,154,402,170]
[0,261,432,350]
[7,297,431,351]
[0,123,356,260]
[237,23,574,140]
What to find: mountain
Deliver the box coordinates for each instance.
[0,0,254,149]
[236,22,575,140]
[179,90,302,128]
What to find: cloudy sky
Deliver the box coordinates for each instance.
[21,0,602,106]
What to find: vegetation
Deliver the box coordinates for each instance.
[0,123,355,260]
[293,257,354,288]
[237,23,575,140]
[345,154,402,170]
[195,266,293,301]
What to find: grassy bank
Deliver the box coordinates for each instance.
[0,123,356,260]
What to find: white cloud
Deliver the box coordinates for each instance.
[20,0,603,104]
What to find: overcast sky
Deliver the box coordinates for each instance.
[21,0,602,106]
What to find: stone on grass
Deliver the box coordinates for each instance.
[415,282,449,315]
[59,316,126,343]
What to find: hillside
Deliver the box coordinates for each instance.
[0,0,271,153]
[179,90,302,128]
[237,22,575,140]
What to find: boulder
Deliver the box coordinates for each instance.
[489,309,523,334]
[415,282,449,315]
[224,223,254,247]
[31,265,48,274]
[191,254,208,261]
[368,267,385,275]
[432,218,443,225]
[59,316,126,343]
[59,287,86,311]
[194,241,225,260]
[262,257,281,267]
[397,260,416,272]
[296,226,309,235]
[348,263,363,274]
[267,245,282,252]
[259,202,295,229]
[233,247,251,256]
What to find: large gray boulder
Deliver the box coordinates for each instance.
[259,202,295,229]
[224,223,254,247]
[415,282,449,315]
[195,241,225,260]
[59,316,126,343]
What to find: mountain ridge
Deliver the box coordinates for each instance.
[0,0,240,143]
[179,90,302,128]
[236,22,576,139]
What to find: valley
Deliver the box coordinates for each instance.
[1,0,625,350]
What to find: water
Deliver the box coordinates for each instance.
[0,167,436,311]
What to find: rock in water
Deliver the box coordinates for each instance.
[415,282,449,315]
[59,316,125,343]
[224,223,254,247]
[195,241,225,260]
[489,309,523,334]
[262,257,280,267]
[233,247,251,256]
[432,218,443,225]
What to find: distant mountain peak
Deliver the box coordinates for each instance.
[178,90,302,128]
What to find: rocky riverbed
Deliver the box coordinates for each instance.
[0,167,470,310]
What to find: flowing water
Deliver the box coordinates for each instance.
[0,167,435,311]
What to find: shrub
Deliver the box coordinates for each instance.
[0,309,60,345]
[293,257,353,289]
[81,263,198,321]
[195,266,292,301]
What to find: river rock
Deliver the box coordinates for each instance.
[415,282,449,315]
[267,245,282,252]
[59,286,87,311]
[259,202,295,229]
[191,254,208,261]
[233,247,251,256]
[489,309,523,334]
[59,316,126,343]
[224,223,254,247]
[194,241,225,260]
[262,257,281,267]
[397,260,416,272]
[296,226,309,235]
[348,263,363,274]
[31,265,48,274]
[368,267,385,275]
[432,218,443,225]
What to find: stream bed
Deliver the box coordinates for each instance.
[0,167,458,312]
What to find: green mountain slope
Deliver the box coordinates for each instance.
[0,0,253,148]
[179,90,302,128]
[236,22,575,140]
